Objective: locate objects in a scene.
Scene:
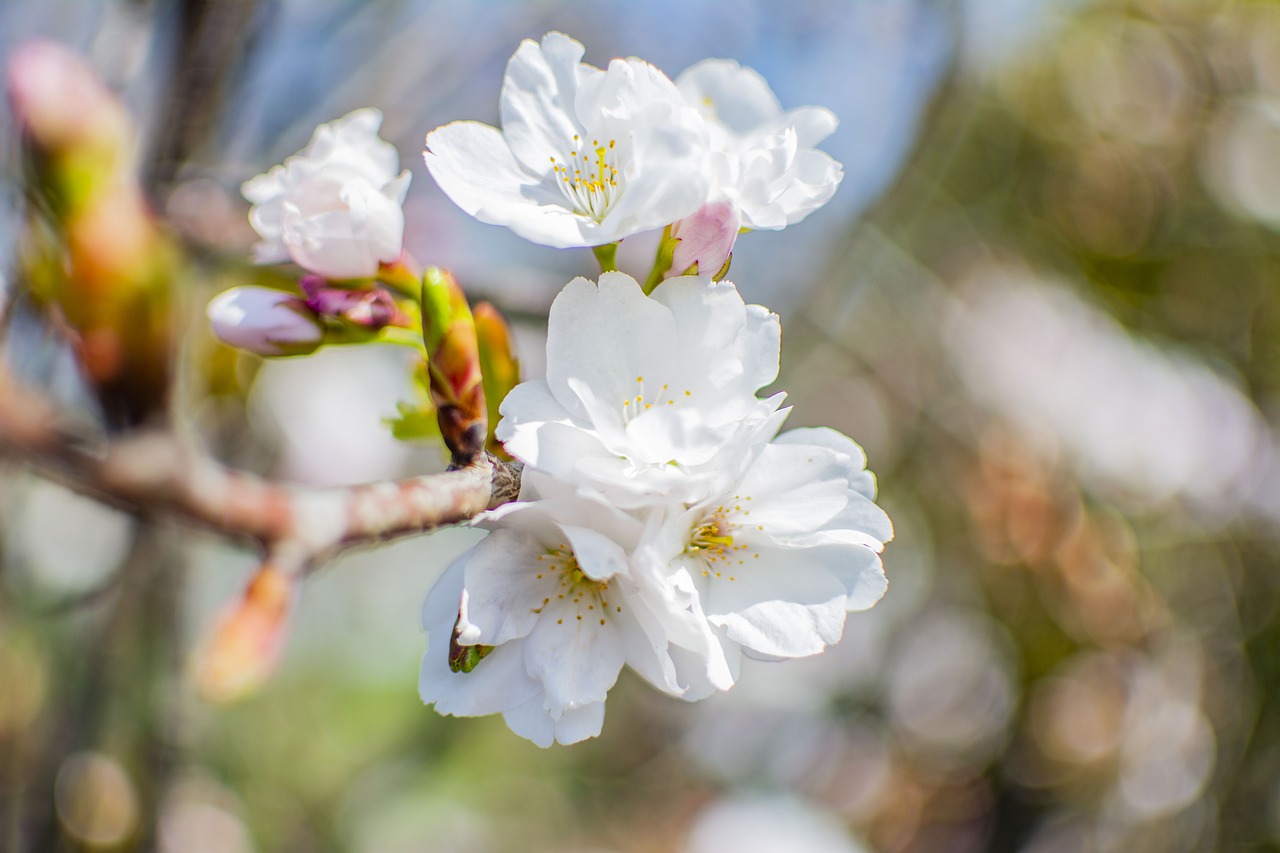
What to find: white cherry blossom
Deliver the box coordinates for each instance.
[419,473,731,747]
[641,427,892,673]
[496,271,785,508]
[424,32,710,248]
[676,59,843,230]
[243,108,410,279]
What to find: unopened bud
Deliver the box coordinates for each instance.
[473,302,520,458]
[421,268,485,462]
[6,40,131,168]
[300,276,407,329]
[207,286,322,356]
[194,563,297,704]
[667,201,739,281]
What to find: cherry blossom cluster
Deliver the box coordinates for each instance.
[424,272,892,745]
[205,31,892,747]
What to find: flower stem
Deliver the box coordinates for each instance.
[642,225,676,295]
[592,242,619,272]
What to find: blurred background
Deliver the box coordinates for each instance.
[4,0,1280,850]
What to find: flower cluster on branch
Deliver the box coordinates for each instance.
[7,30,891,746]
[200,30,891,745]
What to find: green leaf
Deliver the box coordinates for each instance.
[384,398,441,444]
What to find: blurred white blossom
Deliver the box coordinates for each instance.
[243,108,410,279]
[685,794,870,853]
[944,270,1269,513]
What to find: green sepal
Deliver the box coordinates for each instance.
[448,613,494,673]
[712,252,733,282]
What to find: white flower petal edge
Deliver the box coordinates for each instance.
[243,108,409,279]
[497,271,783,507]
[675,58,843,230]
[419,482,728,747]
[424,32,710,248]
[642,427,892,675]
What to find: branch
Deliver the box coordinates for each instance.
[0,357,521,570]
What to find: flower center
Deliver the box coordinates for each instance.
[534,544,622,627]
[621,375,693,424]
[686,497,759,581]
[550,135,620,222]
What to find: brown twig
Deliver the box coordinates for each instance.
[0,357,520,569]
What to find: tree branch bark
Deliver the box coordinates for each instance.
[0,357,520,569]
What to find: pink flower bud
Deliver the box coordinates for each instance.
[668,201,740,280]
[300,276,406,329]
[206,286,322,356]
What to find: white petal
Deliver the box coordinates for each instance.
[503,695,606,747]
[551,700,606,744]
[704,547,849,658]
[769,149,843,228]
[425,121,554,220]
[501,694,555,747]
[383,169,412,206]
[734,443,851,536]
[499,32,591,172]
[418,558,539,716]
[649,276,749,387]
[675,58,782,133]
[545,272,678,422]
[649,562,736,695]
[557,524,630,582]
[623,404,724,467]
[781,105,838,147]
[834,547,888,612]
[784,492,894,548]
[597,121,709,239]
[775,427,866,467]
[503,419,616,488]
[458,528,549,645]
[281,178,404,278]
[717,597,847,659]
[523,601,626,716]
[775,426,877,500]
[738,303,783,393]
[243,108,407,273]
[497,379,569,432]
